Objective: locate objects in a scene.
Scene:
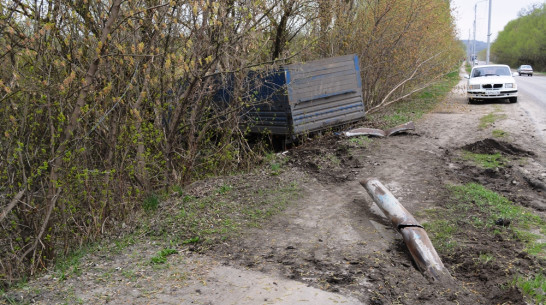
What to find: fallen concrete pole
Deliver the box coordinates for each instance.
[360,178,452,283]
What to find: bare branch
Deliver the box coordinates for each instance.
[18,187,60,268]
[0,189,25,223]
[373,52,443,110]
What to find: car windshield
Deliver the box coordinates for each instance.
[471,67,511,77]
[521,65,532,69]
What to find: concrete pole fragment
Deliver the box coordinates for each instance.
[360,178,452,283]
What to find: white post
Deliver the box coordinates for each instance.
[486,0,492,64]
[473,3,477,65]
[468,29,472,64]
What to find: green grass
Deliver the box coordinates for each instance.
[422,183,546,303]
[1,288,20,305]
[526,242,546,256]
[21,233,138,285]
[423,183,546,257]
[142,193,160,211]
[121,269,137,281]
[326,153,341,166]
[158,179,301,246]
[477,253,494,264]
[479,113,507,129]
[54,247,89,281]
[216,184,232,195]
[172,185,184,196]
[113,235,136,254]
[181,236,200,244]
[348,136,372,147]
[264,152,287,176]
[462,151,506,168]
[449,183,546,254]
[150,248,177,264]
[422,219,457,252]
[270,162,282,175]
[492,129,508,138]
[513,273,546,304]
[241,182,299,227]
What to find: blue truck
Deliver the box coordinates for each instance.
[216,54,366,138]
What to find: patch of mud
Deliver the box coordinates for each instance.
[213,224,483,304]
[461,138,534,156]
[287,135,362,183]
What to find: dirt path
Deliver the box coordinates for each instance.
[207,72,545,304]
[4,70,545,304]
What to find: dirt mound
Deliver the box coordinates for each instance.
[447,138,546,212]
[461,138,534,156]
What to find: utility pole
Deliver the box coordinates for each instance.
[468,29,472,64]
[473,3,477,65]
[473,0,488,65]
[486,0,492,64]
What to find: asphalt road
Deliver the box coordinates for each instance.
[515,74,546,146]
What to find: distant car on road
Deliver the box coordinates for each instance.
[517,65,533,76]
[465,64,518,104]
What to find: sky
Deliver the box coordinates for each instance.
[451,0,546,42]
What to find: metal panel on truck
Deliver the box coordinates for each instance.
[284,54,365,135]
[216,54,365,137]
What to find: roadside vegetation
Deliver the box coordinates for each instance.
[462,152,507,168]
[492,129,508,138]
[492,3,546,71]
[0,0,463,286]
[369,70,461,128]
[478,107,507,129]
[422,183,546,304]
[0,55,463,298]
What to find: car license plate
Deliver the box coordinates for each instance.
[486,90,499,96]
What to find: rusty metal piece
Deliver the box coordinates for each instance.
[360,178,452,282]
[344,127,387,137]
[344,121,415,137]
[384,121,415,136]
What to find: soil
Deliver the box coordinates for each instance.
[3,70,546,305]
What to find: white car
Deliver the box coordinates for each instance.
[517,65,533,76]
[465,64,518,104]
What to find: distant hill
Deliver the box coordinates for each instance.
[461,40,487,57]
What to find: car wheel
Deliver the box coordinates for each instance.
[468,98,474,104]
[530,74,533,77]
[509,97,517,103]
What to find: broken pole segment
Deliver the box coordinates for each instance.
[360,178,452,283]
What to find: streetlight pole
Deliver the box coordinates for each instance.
[473,0,488,65]
[473,3,477,65]
[486,0,492,64]
[468,29,472,64]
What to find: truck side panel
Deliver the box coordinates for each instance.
[285,54,365,135]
